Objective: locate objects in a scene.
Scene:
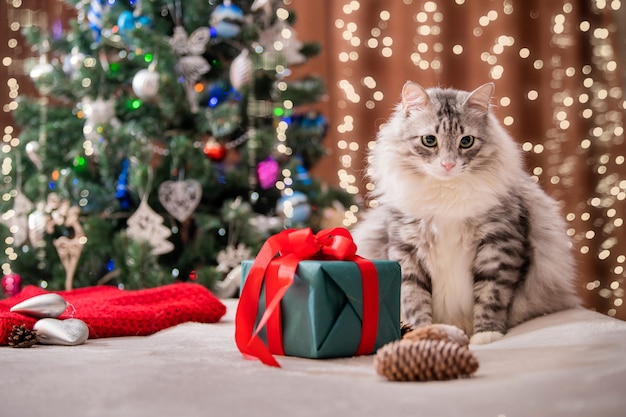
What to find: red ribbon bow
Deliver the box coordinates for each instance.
[235,227,379,367]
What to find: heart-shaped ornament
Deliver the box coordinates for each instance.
[34,318,89,346]
[10,293,68,318]
[158,179,202,222]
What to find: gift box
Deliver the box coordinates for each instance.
[240,259,401,359]
[235,227,401,367]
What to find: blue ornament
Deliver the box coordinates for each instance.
[115,158,131,210]
[117,10,135,32]
[88,0,107,42]
[294,156,312,185]
[210,1,244,39]
[206,82,233,108]
[117,10,151,39]
[289,112,328,138]
[276,191,311,224]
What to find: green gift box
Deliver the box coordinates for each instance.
[240,259,401,359]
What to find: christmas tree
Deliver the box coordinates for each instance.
[0,0,351,297]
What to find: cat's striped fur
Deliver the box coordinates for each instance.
[351,82,580,344]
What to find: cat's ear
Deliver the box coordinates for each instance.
[401,81,431,114]
[464,83,494,114]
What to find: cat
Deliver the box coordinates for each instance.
[351,81,581,344]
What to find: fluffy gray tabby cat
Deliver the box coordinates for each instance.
[351,81,581,344]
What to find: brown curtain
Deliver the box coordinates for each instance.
[291,0,626,320]
[2,0,625,320]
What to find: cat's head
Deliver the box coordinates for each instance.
[369,82,523,216]
[398,82,500,180]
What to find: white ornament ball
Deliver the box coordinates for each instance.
[132,69,160,100]
[230,49,253,91]
[29,58,55,94]
[25,141,42,169]
[63,48,85,76]
[29,61,54,82]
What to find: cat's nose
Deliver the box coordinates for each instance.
[441,161,456,172]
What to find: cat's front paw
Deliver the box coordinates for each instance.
[469,331,504,345]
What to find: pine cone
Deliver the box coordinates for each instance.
[8,324,38,348]
[374,339,479,382]
[403,323,469,347]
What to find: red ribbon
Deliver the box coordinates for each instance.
[235,227,379,367]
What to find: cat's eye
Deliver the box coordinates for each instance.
[459,135,475,148]
[421,135,438,147]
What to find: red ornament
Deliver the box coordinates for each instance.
[203,138,227,161]
[2,273,22,297]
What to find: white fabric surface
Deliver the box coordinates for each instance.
[2,298,625,417]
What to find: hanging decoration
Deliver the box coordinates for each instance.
[45,193,86,291]
[132,64,160,100]
[25,141,42,169]
[250,0,274,29]
[275,191,312,224]
[167,0,214,113]
[81,96,120,141]
[206,81,233,108]
[117,1,152,42]
[294,156,312,185]
[27,202,47,248]
[1,191,34,247]
[168,25,213,113]
[216,243,253,275]
[126,198,175,255]
[256,157,280,189]
[115,158,132,210]
[1,274,22,297]
[87,0,107,42]
[248,214,282,235]
[29,54,55,94]
[62,47,86,77]
[214,243,253,298]
[257,20,306,66]
[209,0,245,39]
[157,179,202,223]
[203,137,227,161]
[229,49,253,91]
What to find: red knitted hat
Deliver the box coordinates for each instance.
[0,283,227,345]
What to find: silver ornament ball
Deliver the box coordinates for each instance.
[132,68,160,100]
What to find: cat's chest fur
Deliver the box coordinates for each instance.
[409,217,477,334]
